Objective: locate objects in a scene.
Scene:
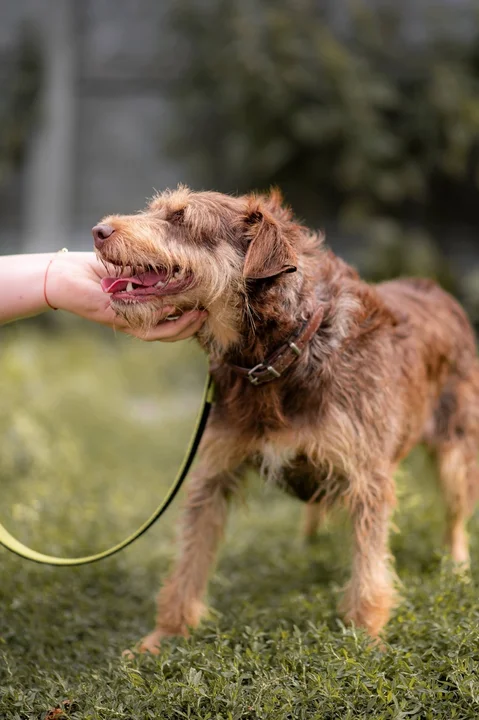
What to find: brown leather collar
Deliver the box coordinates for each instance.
[220,305,325,386]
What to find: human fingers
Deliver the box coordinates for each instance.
[128,310,207,342]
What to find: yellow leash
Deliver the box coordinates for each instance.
[0,375,214,566]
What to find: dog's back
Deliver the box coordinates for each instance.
[377,276,477,377]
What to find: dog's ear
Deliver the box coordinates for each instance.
[242,200,297,280]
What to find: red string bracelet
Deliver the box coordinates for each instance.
[43,248,69,311]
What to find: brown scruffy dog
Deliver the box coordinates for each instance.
[93,186,479,653]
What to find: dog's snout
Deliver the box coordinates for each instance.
[92,223,115,249]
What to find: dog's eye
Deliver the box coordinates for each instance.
[169,208,185,224]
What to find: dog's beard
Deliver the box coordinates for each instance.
[111,298,171,331]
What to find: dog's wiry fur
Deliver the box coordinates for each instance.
[95,186,479,652]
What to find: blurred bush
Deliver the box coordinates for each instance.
[167,0,479,318]
[0,26,42,190]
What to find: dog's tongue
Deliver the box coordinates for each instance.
[100,277,128,293]
[101,270,167,294]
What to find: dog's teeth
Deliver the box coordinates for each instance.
[126,281,134,292]
[156,280,166,288]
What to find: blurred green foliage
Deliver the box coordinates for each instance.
[168,0,479,318]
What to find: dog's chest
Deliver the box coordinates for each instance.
[257,403,364,489]
[258,435,344,504]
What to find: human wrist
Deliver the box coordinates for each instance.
[43,249,70,311]
[44,250,82,314]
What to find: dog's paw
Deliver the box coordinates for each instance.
[139,630,164,655]
[122,630,164,659]
[451,547,470,570]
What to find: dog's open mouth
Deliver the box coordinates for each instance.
[101,267,194,302]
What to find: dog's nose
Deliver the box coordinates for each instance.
[92,223,115,249]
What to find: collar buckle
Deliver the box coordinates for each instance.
[247,363,282,385]
[247,363,264,384]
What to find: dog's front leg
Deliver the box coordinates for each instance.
[340,472,397,638]
[138,436,244,654]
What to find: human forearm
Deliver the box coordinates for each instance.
[0,253,53,324]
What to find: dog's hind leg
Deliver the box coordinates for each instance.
[431,371,479,567]
[281,456,332,542]
[340,470,397,638]
[436,439,478,566]
[303,503,322,541]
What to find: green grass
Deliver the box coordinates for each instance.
[0,320,478,719]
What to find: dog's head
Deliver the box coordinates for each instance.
[93,185,300,347]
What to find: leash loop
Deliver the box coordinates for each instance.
[0,375,214,566]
